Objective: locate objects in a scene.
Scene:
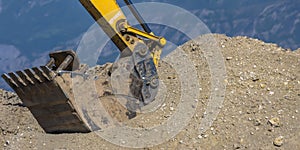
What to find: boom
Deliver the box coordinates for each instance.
[79,0,166,66]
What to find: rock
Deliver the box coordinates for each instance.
[190,43,197,51]
[268,117,280,127]
[277,110,284,115]
[273,136,284,147]
[203,134,208,138]
[170,107,174,111]
[268,128,274,132]
[249,72,259,81]
[233,143,241,149]
[260,84,266,89]
[226,57,233,60]
[254,119,261,126]
[197,135,202,139]
[167,76,176,79]
[0,34,300,149]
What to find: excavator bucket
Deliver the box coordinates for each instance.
[2,50,91,133]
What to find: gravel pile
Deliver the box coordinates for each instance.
[0,34,299,149]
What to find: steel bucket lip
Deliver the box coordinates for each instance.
[1,66,91,133]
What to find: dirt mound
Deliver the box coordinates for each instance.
[0,34,299,149]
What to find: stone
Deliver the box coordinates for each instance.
[226,57,233,60]
[268,117,280,127]
[254,119,261,126]
[273,136,284,147]
[233,143,241,149]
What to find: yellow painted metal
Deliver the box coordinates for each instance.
[80,0,139,52]
[126,25,167,47]
[80,0,165,67]
[152,49,162,67]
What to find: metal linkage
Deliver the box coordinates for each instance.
[131,43,159,105]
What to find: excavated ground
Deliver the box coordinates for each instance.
[0,34,299,149]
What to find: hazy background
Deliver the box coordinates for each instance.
[0,0,299,89]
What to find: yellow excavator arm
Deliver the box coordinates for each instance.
[80,0,166,106]
[1,0,165,133]
[80,0,166,66]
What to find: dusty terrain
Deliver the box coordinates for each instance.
[0,34,299,149]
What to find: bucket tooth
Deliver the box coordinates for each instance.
[32,67,50,82]
[16,71,34,85]
[24,69,42,83]
[1,50,91,133]
[2,73,19,88]
[24,69,45,94]
[40,66,54,80]
[8,72,26,87]
[2,73,25,94]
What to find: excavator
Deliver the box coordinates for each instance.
[2,0,167,133]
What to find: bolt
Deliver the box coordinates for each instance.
[125,35,130,41]
[150,78,159,88]
[130,39,135,44]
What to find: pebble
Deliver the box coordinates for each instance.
[277,110,283,115]
[284,95,291,100]
[190,43,197,51]
[233,144,241,149]
[268,128,274,132]
[260,84,266,89]
[170,107,174,111]
[254,119,261,126]
[197,135,202,139]
[268,117,280,127]
[167,76,176,79]
[1,35,299,149]
[273,136,284,147]
[226,57,233,60]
